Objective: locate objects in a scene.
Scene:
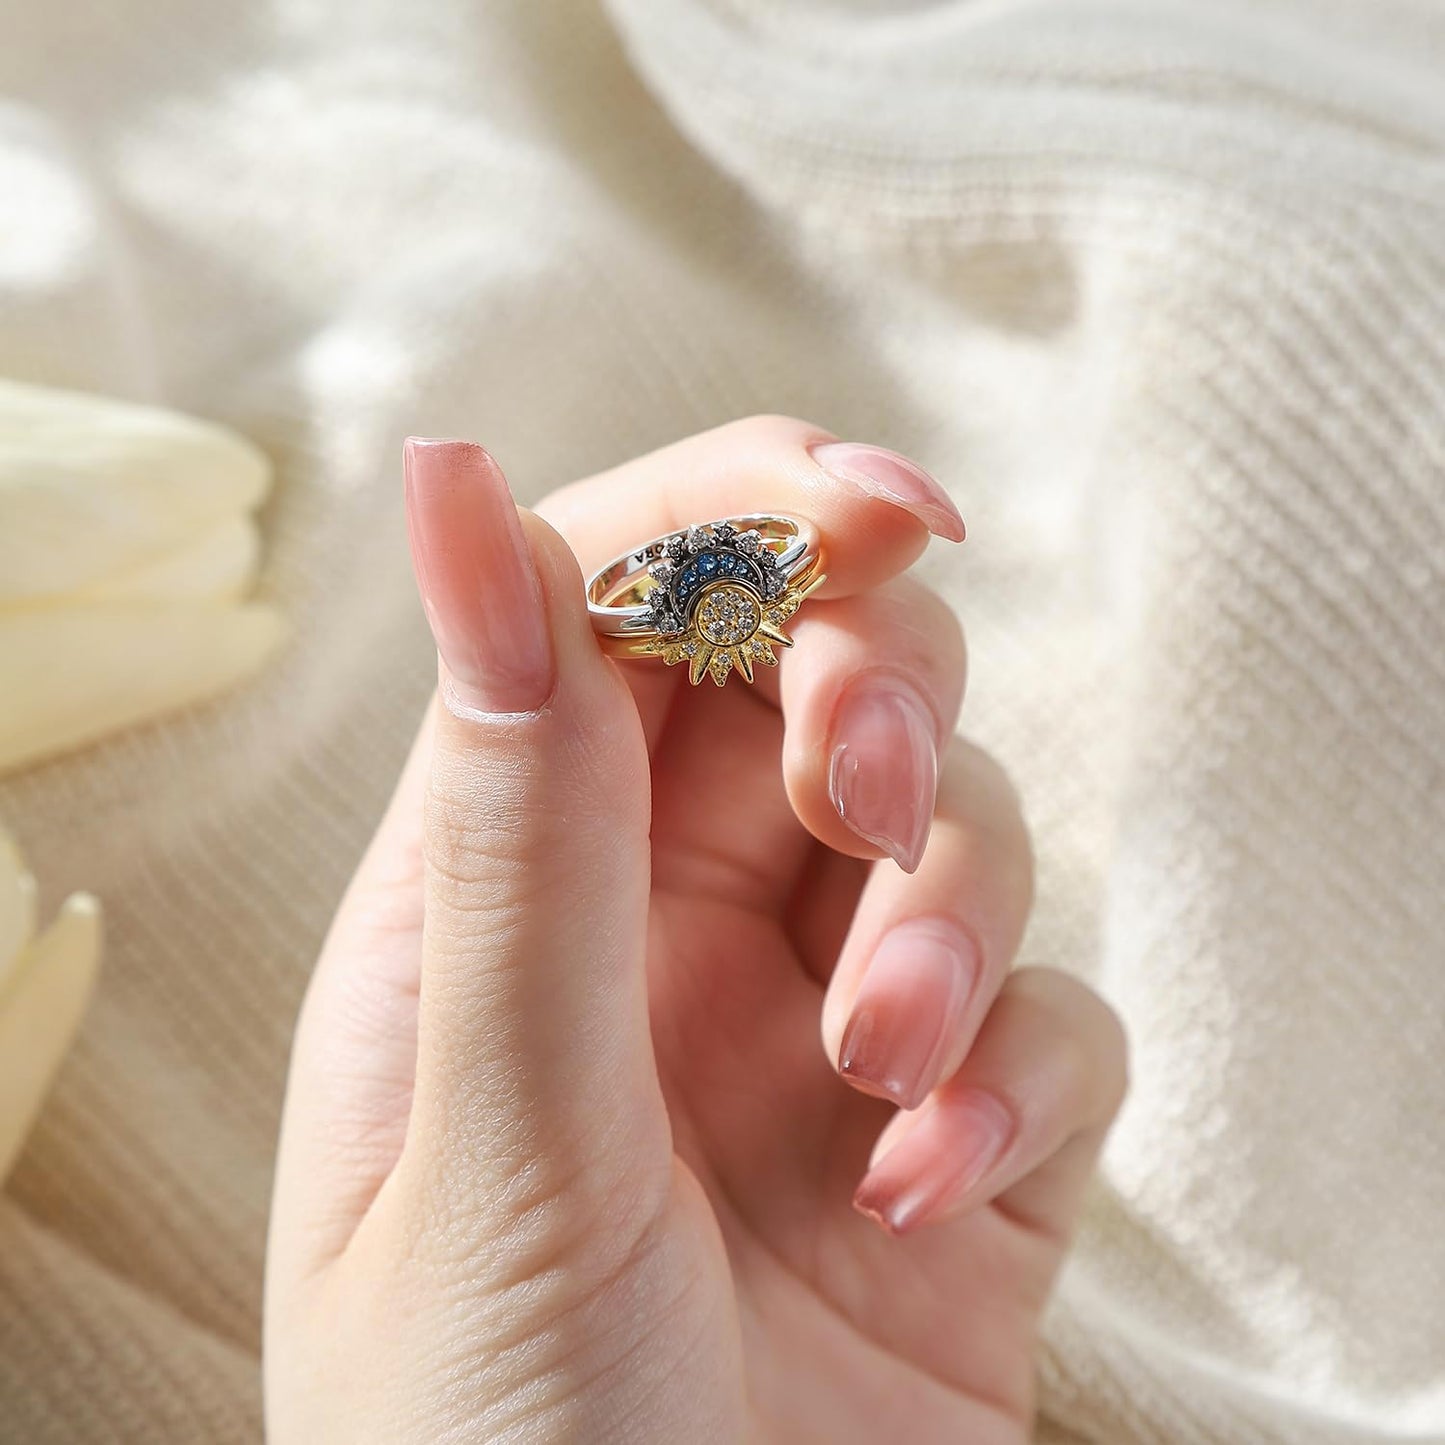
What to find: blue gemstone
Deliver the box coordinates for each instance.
[672,562,704,612]
[700,554,718,574]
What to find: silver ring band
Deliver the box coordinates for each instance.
[587,515,820,636]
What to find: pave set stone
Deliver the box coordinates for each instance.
[696,583,762,646]
[645,521,777,637]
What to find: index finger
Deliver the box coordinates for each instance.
[536,413,964,599]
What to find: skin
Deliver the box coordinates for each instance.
[264,416,1128,1444]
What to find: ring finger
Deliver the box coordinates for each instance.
[820,740,1035,1110]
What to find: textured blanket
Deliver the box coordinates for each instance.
[1,1,1442,1439]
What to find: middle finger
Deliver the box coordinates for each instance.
[647,575,967,912]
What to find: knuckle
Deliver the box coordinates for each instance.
[945,737,1025,820]
[422,809,571,946]
[393,1119,674,1309]
[379,1153,705,1439]
[866,580,969,703]
[425,773,533,881]
[332,870,425,953]
[1094,998,1132,1116]
[894,574,967,658]
[851,575,967,663]
[1009,967,1130,1118]
[936,741,1035,899]
[422,717,645,913]
[936,595,969,682]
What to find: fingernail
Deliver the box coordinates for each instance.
[828,673,938,872]
[403,437,554,713]
[838,919,980,1109]
[810,441,966,543]
[853,1088,1014,1235]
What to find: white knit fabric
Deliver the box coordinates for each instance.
[2,2,1443,1440]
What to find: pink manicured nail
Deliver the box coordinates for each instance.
[839,919,980,1109]
[810,441,966,542]
[853,1088,1014,1235]
[403,437,553,713]
[828,674,938,872]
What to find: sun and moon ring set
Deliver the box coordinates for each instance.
[587,515,826,687]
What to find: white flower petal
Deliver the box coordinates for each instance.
[0,824,38,992]
[0,603,285,774]
[0,378,273,604]
[74,515,262,604]
[0,892,101,1181]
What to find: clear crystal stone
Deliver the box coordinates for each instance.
[664,534,687,560]
[695,583,762,646]
[648,559,673,583]
[646,586,681,634]
[685,524,709,551]
[735,529,762,555]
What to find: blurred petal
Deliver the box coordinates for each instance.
[74,516,262,604]
[0,825,38,991]
[0,603,285,774]
[0,378,272,603]
[0,892,102,1180]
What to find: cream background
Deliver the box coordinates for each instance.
[1,1,1443,1440]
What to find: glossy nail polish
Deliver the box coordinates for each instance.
[828,673,938,872]
[403,437,554,714]
[839,919,980,1109]
[810,441,966,542]
[853,1088,1014,1235]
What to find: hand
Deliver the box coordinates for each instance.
[264,416,1127,1444]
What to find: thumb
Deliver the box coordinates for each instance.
[400,438,664,1224]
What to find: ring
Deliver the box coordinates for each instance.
[588,515,826,686]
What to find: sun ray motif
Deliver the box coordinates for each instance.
[687,643,715,686]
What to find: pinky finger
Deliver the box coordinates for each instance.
[853,967,1128,1239]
